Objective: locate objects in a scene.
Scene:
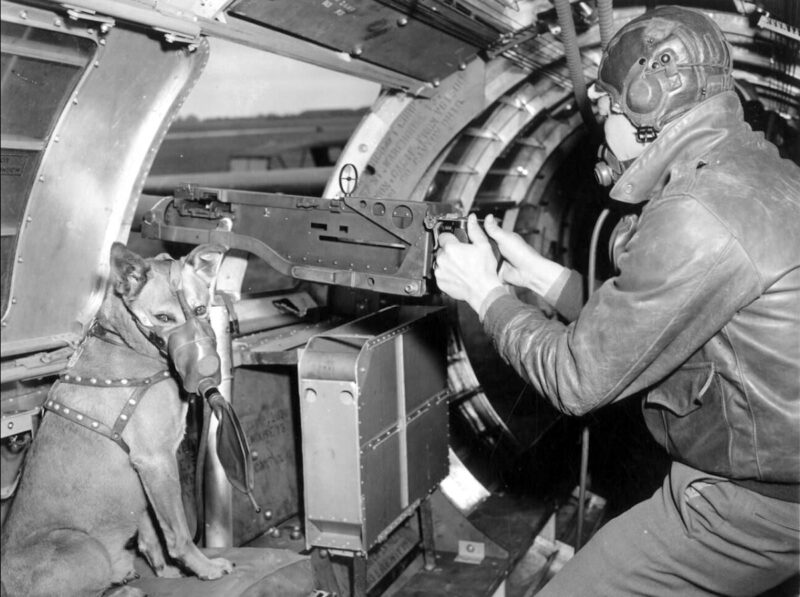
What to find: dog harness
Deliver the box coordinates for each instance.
[44,370,172,454]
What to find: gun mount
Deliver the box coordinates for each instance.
[141,182,463,297]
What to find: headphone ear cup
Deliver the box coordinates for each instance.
[626,76,663,115]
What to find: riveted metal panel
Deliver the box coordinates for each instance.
[229,0,485,84]
[1,16,208,356]
[406,395,449,501]
[402,317,447,413]
[357,339,399,445]
[362,430,403,548]
[298,305,449,553]
[300,378,363,550]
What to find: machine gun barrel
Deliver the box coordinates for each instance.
[141,184,463,297]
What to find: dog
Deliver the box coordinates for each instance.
[1,242,233,597]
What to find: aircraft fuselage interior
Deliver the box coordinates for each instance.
[1,0,798,595]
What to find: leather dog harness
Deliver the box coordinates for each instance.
[43,323,172,454]
[44,371,172,454]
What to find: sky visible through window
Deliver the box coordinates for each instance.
[179,38,381,120]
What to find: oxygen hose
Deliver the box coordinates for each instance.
[597,0,615,52]
[193,396,210,544]
[576,207,610,549]
[553,0,595,130]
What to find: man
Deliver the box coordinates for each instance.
[435,6,800,595]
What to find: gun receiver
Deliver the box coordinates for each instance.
[141,184,465,297]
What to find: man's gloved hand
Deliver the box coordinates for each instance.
[434,214,503,313]
[435,213,570,314]
[483,215,567,297]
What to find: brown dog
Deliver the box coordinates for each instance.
[1,243,233,597]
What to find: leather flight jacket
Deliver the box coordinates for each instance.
[483,92,800,499]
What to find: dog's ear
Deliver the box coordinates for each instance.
[110,242,150,299]
[185,244,227,287]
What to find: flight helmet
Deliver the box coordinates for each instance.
[596,6,734,142]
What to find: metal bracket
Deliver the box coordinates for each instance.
[454,540,486,565]
[62,4,116,33]
[1,408,40,439]
[485,25,539,60]
[155,26,200,48]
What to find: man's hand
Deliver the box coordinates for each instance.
[483,214,567,297]
[434,214,503,313]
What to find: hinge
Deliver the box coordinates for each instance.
[155,26,200,49]
[62,4,116,33]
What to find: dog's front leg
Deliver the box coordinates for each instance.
[137,509,182,578]
[131,455,233,580]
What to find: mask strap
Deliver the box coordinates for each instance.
[169,260,193,319]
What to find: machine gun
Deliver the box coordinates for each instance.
[140,166,474,297]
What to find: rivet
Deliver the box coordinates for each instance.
[75,376,82,382]
[120,414,128,421]
[121,379,129,385]
[19,10,27,18]
[63,408,70,414]
[432,79,440,87]
[72,97,78,104]
[144,379,151,384]
[113,433,119,439]
[38,175,45,182]
[624,184,633,194]
[64,375,70,381]
[92,421,99,428]
[53,17,63,27]
[76,414,84,421]
[53,404,60,410]
[90,378,97,384]
[94,61,100,68]
[397,17,408,26]
[99,38,106,46]
[47,401,53,407]
[105,379,112,384]
[129,399,136,405]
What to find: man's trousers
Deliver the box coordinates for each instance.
[538,461,800,596]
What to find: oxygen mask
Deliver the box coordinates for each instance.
[594,143,635,187]
[167,312,221,396]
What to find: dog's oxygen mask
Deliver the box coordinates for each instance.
[166,260,261,513]
[168,315,221,395]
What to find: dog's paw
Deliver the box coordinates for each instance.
[154,564,183,579]
[197,557,234,580]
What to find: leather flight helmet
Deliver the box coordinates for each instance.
[596,6,734,141]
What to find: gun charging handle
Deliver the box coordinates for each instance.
[427,215,504,269]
